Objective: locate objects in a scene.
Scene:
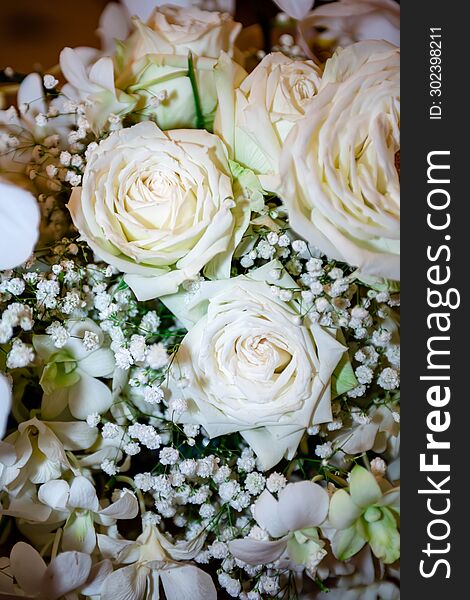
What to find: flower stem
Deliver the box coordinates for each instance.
[187,52,205,130]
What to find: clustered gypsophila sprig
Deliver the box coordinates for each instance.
[0,1,400,599]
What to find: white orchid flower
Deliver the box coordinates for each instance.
[0,73,47,153]
[33,319,115,421]
[333,406,399,455]
[1,74,71,179]
[35,476,138,553]
[59,47,137,132]
[0,417,97,496]
[329,466,400,564]
[0,541,112,599]
[230,481,329,571]
[0,373,12,439]
[0,180,40,270]
[0,482,55,525]
[98,523,217,600]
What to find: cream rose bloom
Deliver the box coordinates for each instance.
[215,52,322,191]
[68,121,249,300]
[298,0,400,51]
[141,4,241,58]
[164,263,345,470]
[280,41,400,280]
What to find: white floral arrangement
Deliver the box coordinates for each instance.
[0,1,400,598]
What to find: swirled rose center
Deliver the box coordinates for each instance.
[235,333,292,381]
[293,77,317,103]
[122,167,197,235]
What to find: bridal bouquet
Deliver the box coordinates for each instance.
[0,1,400,598]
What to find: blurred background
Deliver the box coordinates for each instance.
[0,0,280,74]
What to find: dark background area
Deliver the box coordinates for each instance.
[0,0,281,74]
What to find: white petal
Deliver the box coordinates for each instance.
[41,388,70,421]
[98,3,130,53]
[241,427,293,472]
[0,180,40,270]
[100,564,147,600]
[79,348,115,378]
[229,537,287,565]
[42,552,92,599]
[273,0,315,20]
[329,489,361,530]
[154,527,204,561]
[79,559,113,596]
[160,565,217,600]
[99,489,139,520]
[31,334,57,360]
[379,488,400,513]
[0,373,12,439]
[62,512,97,554]
[18,73,47,115]
[59,47,98,95]
[38,479,70,510]
[349,466,382,508]
[252,490,287,538]
[68,372,113,420]
[9,542,46,595]
[68,476,100,511]
[48,420,98,451]
[122,0,193,21]
[97,533,136,561]
[89,57,116,94]
[0,440,16,465]
[278,481,329,531]
[1,493,52,522]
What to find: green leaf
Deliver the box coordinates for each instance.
[331,332,357,399]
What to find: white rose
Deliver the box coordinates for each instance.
[280,41,400,280]
[215,52,322,191]
[141,5,241,58]
[298,0,400,52]
[164,262,345,470]
[1,417,97,495]
[67,121,249,300]
[120,1,236,23]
